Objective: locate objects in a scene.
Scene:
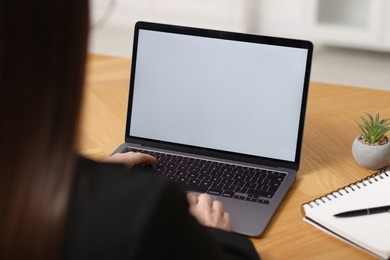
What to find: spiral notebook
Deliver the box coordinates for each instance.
[301,169,390,259]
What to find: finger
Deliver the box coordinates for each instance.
[197,193,213,209]
[104,152,156,168]
[127,152,156,165]
[223,212,231,223]
[211,200,225,213]
[186,193,198,206]
[223,212,232,231]
[103,153,126,164]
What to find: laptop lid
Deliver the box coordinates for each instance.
[125,21,313,172]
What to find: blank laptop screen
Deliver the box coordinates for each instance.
[129,29,309,162]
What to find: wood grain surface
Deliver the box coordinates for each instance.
[79,54,390,259]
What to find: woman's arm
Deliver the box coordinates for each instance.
[136,181,260,260]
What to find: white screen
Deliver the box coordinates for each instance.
[130,30,308,162]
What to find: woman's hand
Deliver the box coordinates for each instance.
[187,193,231,232]
[104,152,156,168]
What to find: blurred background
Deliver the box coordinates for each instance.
[89,0,390,90]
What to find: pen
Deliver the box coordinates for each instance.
[334,205,390,217]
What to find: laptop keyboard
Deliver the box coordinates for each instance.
[122,147,287,204]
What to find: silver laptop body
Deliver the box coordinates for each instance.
[113,21,313,236]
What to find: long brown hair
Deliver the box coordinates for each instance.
[0,0,89,259]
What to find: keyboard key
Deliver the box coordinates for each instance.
[197,174,210,181]
[176,171,187,177]
[266,174,285,182]
[247,194,259,200]
[233,180,246,187]
[187,179,201,186]
[176,177,189,185]
[211,182,224,189]
[235,186,248,194]
[222,191,234,197]
[210,164,222,172]
[268,180,282,192]
[231,168,242,175]
[208,189,222,196]
[224,185,236,192]
[220,178,234,185]
[200,168,213,175]
[222,172,235,179]
[245,197,258,202]
[234,174,247,181]
[233,195,245,200]
[186,185,208,193]
[244,182,258,189]
[199,181,212,187]
[248,189,274,198]
[167,175,179,182]
[209,176,222,183]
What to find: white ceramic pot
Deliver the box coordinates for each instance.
[352,136,390,170]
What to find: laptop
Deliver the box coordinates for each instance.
[112,21,313,236]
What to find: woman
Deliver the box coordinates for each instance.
[0,1,259,259]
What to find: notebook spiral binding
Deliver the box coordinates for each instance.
[301,167,390,212]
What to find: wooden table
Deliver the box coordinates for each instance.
[79,54,390,259]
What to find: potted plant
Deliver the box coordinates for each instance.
[352,112,390,169]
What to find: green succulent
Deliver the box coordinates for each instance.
[356,112,390,145]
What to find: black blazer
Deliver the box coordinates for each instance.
[65,158,260,260]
